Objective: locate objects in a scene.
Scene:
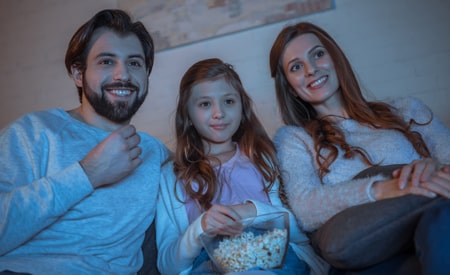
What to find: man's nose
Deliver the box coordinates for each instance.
[113,62,130,82]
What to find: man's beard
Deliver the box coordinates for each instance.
[82,79,148,123]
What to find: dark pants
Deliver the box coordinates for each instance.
[329,250,420,275]
[321,197,450,275]
[415,202,450,275]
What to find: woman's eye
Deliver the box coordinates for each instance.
[314,49,325,58]
[290,63,303,72]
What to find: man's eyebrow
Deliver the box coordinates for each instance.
[95,53,145,60]
[95,53,115,59]
[128,54,145,60]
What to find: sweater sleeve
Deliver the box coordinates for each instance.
[0,123,94,255]
[156,163,204,275]
[273,126,389,232]
[391,96,450,163]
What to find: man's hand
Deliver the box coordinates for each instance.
[80,125,142,188]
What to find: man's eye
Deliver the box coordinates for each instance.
[129,60,143,67]
[99,59,113,65]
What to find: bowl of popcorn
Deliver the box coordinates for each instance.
[199,211,290,273]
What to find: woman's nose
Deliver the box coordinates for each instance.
[305,61,319,77]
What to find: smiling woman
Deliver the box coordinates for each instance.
[270,21,450,274]
[281,33,341,116]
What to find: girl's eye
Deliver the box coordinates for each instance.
[224,99,235,105]
[199,101,210,108]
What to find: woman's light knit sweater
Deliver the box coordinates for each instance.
[273,97,450,232]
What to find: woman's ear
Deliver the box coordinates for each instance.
[71,66,83,87]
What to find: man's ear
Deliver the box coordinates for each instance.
[71,66,83,87]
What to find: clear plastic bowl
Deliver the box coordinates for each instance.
[199,211,290,273]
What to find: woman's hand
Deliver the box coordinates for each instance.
[392,159,450,198]
[416,165,450,198]
[371,177,437,201]
[201,203,256,236]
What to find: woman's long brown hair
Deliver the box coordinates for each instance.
[269,22,431,178]
[174,58,282,210]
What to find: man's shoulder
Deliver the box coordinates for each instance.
[139,132,166,148]
[17,107,66,122]
[138,132,170,160]
[3,108,68,133]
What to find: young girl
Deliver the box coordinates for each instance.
[155,58,327,274]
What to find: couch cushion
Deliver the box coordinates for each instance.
[138,221,160,275]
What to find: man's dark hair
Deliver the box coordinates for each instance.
[65,9,154,102]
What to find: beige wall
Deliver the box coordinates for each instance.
[1,0,449,151]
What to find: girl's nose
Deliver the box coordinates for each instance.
[213,105,224,119]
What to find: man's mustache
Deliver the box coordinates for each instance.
[102,82,138,91]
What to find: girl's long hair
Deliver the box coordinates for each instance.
[269,22,431,178]
[174,58,282,210]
